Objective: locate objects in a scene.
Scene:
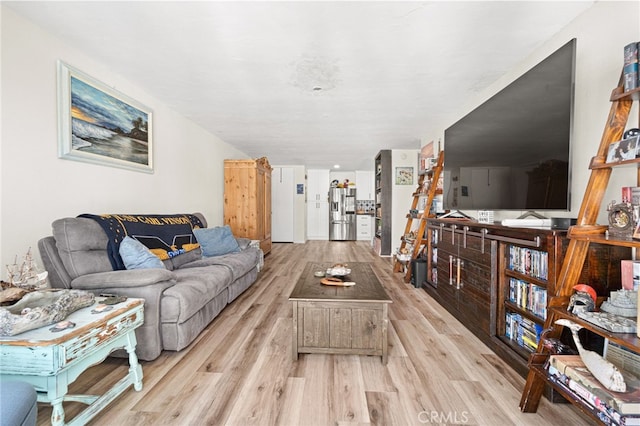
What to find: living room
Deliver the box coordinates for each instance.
[2,1,640,425]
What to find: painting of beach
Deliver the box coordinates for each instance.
[58,61,153,172]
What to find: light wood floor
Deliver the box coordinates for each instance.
[36,241,589,425]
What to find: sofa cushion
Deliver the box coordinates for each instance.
[52,217,113,279]
[161,265,234,323]
[119,237,166,270]
[193,226,241,257]
[179,247,260,281]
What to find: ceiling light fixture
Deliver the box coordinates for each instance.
[334,164,340,169]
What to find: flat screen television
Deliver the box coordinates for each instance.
[443,38,576,212]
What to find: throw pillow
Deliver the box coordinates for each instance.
[193,225,241,257]
[119,236,166,269]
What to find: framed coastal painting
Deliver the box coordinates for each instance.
[57,60,153,173]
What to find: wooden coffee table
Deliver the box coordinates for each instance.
[289,262,392,364]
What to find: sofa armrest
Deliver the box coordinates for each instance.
[70,269,175,361]
[71,269,175,290]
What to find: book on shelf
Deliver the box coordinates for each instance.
[621,187,640,205]
[508,245,548,280]
[549,355,640,416]
[505,312,543,351]
[621,259,640,291]
[508,277,547,319]
[623,42,639,93]
[548,364,640,426]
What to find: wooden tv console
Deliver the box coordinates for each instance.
[421,218,629,378]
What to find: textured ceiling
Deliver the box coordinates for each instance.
[5,1,594,170]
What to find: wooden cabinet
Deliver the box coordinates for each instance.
[224,157,272,254]
[519,78,640,421]
[424,219,628,379]
[428,220,496,336]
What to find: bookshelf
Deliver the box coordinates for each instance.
[374,150,392,256]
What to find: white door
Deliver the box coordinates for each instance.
[272,167,295,242]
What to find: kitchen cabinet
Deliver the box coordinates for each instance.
[306,169,330,240]
[224,157,272,254]
[355,170,374,201]
[357,215,373,241]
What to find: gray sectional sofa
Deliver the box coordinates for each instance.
[38,213,260,361]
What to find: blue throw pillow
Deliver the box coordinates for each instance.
[119,236,166,269]
[193,225,241,257]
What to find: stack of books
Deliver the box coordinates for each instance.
[547,354,640,425]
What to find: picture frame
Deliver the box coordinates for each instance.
[395,166,413,185]
[57,60,153,173]
[606,135,639,164]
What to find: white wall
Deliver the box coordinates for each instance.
[0,7,249,270]
[423,1,640,223]
[391,149,419,253]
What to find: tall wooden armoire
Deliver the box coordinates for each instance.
[224,157,272,255]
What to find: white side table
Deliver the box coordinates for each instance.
[0,297,144,426]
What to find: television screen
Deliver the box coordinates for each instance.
[443,39,575,212]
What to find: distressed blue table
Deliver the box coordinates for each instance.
[0,297,144,426]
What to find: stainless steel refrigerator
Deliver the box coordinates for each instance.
[329,187,357,241]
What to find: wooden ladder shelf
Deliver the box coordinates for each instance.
[519,79,640,421]
[394,151,444,283]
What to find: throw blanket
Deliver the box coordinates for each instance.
[79,213,204,270]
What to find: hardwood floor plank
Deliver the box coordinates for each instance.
[34,241,589,425]
[299,354,334,426]
[273,377,305,426]
[157,371,224,425]
[332,355,370,424]
[364,391,411,426]
[225,317,295,425]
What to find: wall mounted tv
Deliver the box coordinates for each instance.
[443,38,575,212]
